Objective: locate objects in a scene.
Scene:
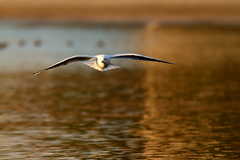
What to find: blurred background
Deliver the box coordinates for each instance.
[0,0,240,21]
[0,0,240,159]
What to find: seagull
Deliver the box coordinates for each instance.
[33,53,176,75]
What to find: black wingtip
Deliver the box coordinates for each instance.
[164,61,177,65]
[32,70,44,76]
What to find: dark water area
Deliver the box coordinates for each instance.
[0,26,240,159]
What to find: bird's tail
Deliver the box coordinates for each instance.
[84,61,103,71]
[103,64,120,71]
[84,61,120,71]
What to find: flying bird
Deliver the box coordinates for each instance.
[33,53,176,75]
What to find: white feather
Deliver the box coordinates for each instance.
[103,64,120,71]
[83,61,103,71]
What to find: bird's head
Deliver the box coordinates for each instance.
[102,58,107,63]
[96,55,110,68]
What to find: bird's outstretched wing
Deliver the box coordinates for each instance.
[111,53,176,64]
[33,55,96,75]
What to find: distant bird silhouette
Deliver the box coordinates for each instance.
[33,53,176,75]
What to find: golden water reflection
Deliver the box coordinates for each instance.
[141,25,240,159]
[0,26,240,159]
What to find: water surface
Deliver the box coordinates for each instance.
[0,25,240,159]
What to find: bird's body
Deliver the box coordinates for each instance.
[33,53,176,75]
